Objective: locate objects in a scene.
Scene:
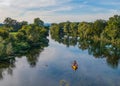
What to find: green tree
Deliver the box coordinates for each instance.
[50,24,60,35]
[103,15,120,41]
[93,19,106,37]
[0,29,9,39]
[34,18,44,27]
[70,22,78,37]
[78,22,93,38]
[63,21,70,35]
[3,17,25,32]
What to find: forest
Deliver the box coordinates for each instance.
[50,15,120,45]
[0,17,49,61]
[0,15,120,67]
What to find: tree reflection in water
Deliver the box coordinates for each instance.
[0,40,48,79]
[0,58,15,80]
[60,79,70,86]
[51,34,120,69]
[25,47,44,67]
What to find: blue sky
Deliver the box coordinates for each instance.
[0,0,119,23]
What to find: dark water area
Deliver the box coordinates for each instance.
[0,34,120,86]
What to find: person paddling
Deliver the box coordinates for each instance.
[72,60,78,71]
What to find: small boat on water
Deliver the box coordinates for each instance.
[72,60,78,71]
[72,65,78,70]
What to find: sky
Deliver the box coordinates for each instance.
[0,0,120,23]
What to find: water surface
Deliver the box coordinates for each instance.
[0,35,120,86]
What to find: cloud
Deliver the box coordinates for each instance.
[52,6,73,12]
[0,0,11,6]
[9,0,72,9]
[0,0,73,22]
[13,12,120,23]
[0,0,119,23]
[99,1,120,6]
[41,13,119,23]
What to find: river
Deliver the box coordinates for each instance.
[0,34,120,86]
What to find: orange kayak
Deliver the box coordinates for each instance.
[72,65,78,70]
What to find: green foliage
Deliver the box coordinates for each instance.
[78,22,93,38]
[0,43,5,57]
[18,24,48,45]
[3,17,28,32]
[50,23,61,35]
[16,32,27,41]
[69,22,78,37]
[50,15,120,44]
[13,42,30,53]
[103,15,120,41]
[63,21,70,35]
[0,26,13,32]
[50,21,78,37]
[6,43,13,55]
[0,29,9,39]
[93,19,107,37]
[34,18,44,27]
[0,17,49,60]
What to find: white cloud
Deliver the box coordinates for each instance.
[12,12,119,23]
[101,1,120,6]
[0,9,119,23]
[0,0,119,23]
[9,0,71,9]
[0,0,73,23]
[53,6,73,12]
[0,0,11,6]
[10,0,56,8]
[41,13,117,23]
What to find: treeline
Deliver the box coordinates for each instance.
[0,17,49,59]
[50,15,120,44]
[50,15,120,69]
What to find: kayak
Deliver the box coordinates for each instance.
[72,65,78,70]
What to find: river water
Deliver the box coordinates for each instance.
[0,35,120,86]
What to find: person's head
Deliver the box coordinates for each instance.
[74,60,77,63]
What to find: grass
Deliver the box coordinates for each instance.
[10,32,18,35]
[9,32,18,37]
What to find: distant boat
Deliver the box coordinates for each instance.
[72,60,78,71]
[72,65,78,70]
